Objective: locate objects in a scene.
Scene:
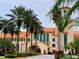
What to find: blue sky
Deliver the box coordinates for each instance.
[0,0,79,31]
[0,0,56,28]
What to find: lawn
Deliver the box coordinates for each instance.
[0,58,11,59]
[61,57,78,59]
[0,57,19,59]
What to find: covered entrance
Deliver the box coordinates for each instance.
[28,45,41,53]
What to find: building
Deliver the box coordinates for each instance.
[0,7,77,54]
[0,27,76,54]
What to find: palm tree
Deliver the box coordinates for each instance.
[23,9,37,52]
[48,6,72,51]
[0,19,12,53]
[8,22,17,42]
[23,9,43,52]
[29,17,43,46]
[0,19,11,40]
[6,5,25,52]
[52,0,79,18]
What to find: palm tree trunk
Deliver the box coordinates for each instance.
[16,28,20,52]
[35,39,37,46]
[58,32,64,51]
[26,28,28,52]
[4,34,6,53]
[35,34,37,46]
[11,35,13,43]
[31,33,32,46]
[4,34,6,41]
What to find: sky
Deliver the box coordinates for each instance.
[0,0,79,31]
[0,0,56,28]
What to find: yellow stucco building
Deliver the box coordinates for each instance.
[0,7,77,54]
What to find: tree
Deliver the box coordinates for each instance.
[69,38,79,54]
[8,22,17,42]
[0,19,11,41]
[6,5,26,52]
[52,0,79,18]
[23,9,43,52]
[29,17,43,46]
[23,9,34,52]
[48,6,72,51]
[0,19,14,53]
[0,39,15,54]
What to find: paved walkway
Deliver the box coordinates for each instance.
[22,55,55,59]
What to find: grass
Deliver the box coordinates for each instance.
[0,57,19,59]
[0,58,12,59]
[61,57,78,59]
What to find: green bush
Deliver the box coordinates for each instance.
[5,54,16,58]
[0,51,5,56]
[17,52,40,57]
[17,53,28,57]
[6,50,16,54]
[27,52,40,56]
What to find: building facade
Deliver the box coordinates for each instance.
[0,27,75,54]
[0,7,76,54]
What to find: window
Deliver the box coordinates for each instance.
[27,38,30,41]
[14,39,17,41]
[23,38,25,41]
[40,33,42,42]
[52,44,55,47]
[63,10,67,17]
[36,34,39,40]
[24,38,25,41]
[21,38,23,41]
[34,34,36,39]
[64,34,67,46]
[64,10,66,13]
[47,33,49,42]
[43,34,45,43]
[52,38,55,42]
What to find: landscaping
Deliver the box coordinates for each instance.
[0,58,13,59]
[61,57,78,59]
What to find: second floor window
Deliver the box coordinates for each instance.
[52,38,55,42]
[52,44,56,47]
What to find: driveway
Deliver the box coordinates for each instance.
[22,55,55,59]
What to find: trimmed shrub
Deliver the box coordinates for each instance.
[0,52,4,56]
[0,51,5,56]
[5,54,16,58]
[17,53,28,57]
[6,50,16,54]
[17,52,40,57]
[27,52,40,56]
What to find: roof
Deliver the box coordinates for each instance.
[0,32,28,38]
[74,31,79,38]
[0,28,58,38]
[43,28,58,36]
[0,28,78,38]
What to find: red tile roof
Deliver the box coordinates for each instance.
[74,31,79,38]
[0,32,27,38]
[43,28,58,36]
[0,28,78,38]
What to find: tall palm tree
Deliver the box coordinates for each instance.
[23,9,37,52]
[0,19,12,53]
[0,19,11,40]
[52,0,79,18]
[6,5,25,52]
[29,17,43,46]
[49,6,72,51]
[8,22,17,42]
